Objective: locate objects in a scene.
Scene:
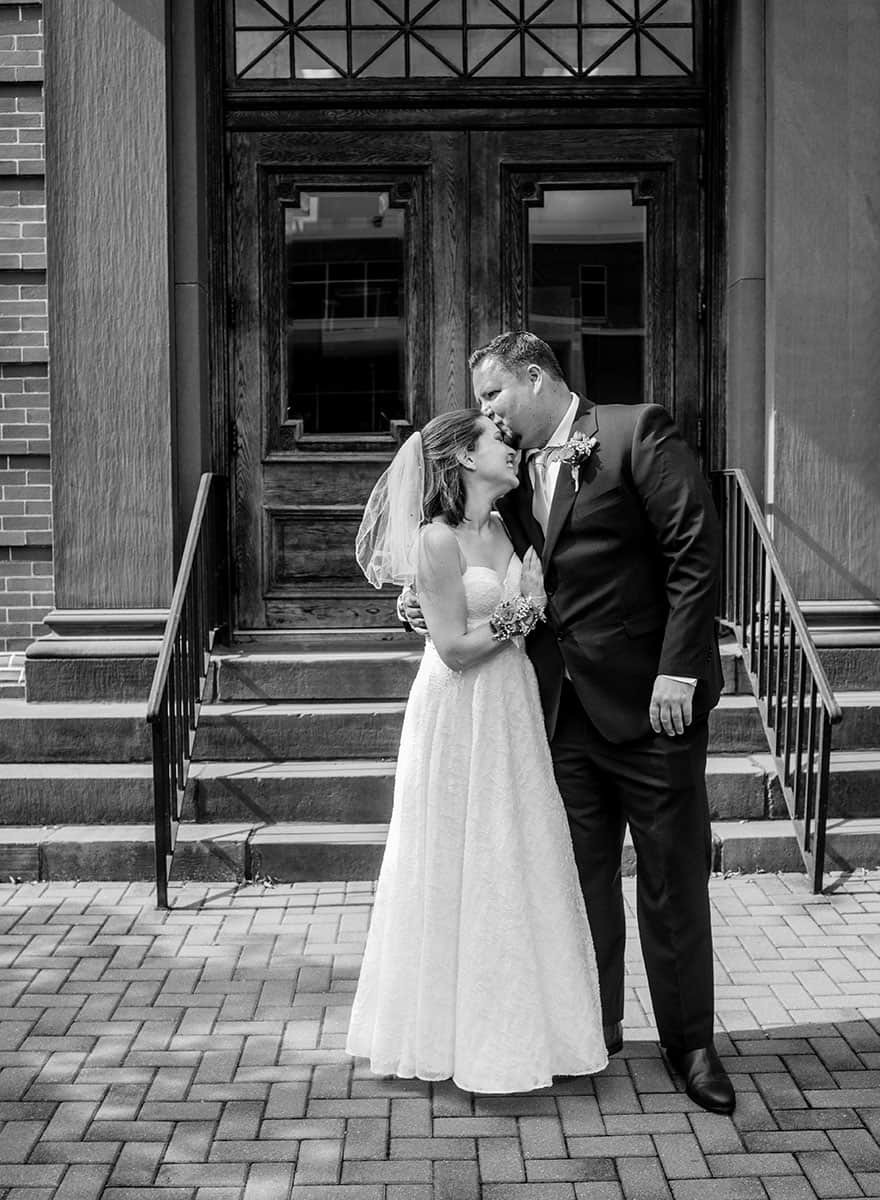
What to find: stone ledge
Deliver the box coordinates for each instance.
[3,818,880,885]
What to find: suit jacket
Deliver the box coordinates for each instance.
[497,397,723,744]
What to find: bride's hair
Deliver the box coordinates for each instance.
[420,408,486,527]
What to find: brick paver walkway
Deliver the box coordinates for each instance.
[2,873,880,1199]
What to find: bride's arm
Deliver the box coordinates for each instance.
[416,525,506,672]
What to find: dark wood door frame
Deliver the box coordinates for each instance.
[206,0,728,522]
[228,128,469,628]
[228,122,707,629]
[469,126,702,451]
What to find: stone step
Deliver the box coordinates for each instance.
[248,823,388,883]
[0,763,155,824]
[816,644,880,689]
[718,692,880,751]
[2,748,877,829]
[4,817,880,884]
[213,647,423,703]
[819,751,880,818]
[181,750,880,823]
[717,819,880,876]
[193,694,768,761]
[191,754,775,823]
[0,701,150,763]
[802,600,880,626]
[0,652,25,700]
[215,639,750,702]
[230,627,417,649]
[194,701,408,761]
[833,692,880,749]
[190,760,396,823]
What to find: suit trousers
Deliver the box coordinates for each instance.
[550,680,715,1053]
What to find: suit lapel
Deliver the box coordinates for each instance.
[541,399,598,567]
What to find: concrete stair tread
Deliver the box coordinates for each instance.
[5,818,880,842]
[250,823,389,843]
[836,691,880,705]
[224,629,421,651]
[4,817,880,882]
[824,817,880,835]
[216,648,422,664]
[0,821,390,843]
[715,819,880,875]
[801,600,880,622]
[827,749,880,767]
[214,637,751,702]
[0,762,154,778]
[191,760,395,778]
[814,629,880,646]
[0,824,156,843]
[191,753,772,774]
[201,694,759,716]
[201,701,407,716]
[0,700,146,717]
[220,641,743,663]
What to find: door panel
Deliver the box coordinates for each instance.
[472,128,702,448]
[229,130,468,628]
[229,125,703,630]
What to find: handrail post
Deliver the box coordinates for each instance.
[148,474,227,909]
[152,711,170,911]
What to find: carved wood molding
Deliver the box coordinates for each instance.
[259,162,429,454]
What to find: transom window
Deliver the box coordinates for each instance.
[232,0,695,82]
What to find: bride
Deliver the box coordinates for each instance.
[346,408,607,1094]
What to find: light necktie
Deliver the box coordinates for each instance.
[529,449,551,532]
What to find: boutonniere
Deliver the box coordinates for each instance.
[543,431,599,489]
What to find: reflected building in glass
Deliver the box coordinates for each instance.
[285,192,406,434]
[527,189,646,405]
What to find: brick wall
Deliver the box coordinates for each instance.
[0,1,50,652]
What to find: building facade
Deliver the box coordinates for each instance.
[1,1,877,676]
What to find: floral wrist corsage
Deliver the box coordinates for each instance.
[489,595,547,642]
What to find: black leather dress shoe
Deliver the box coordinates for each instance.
[665,1044,735,1114]
[603,1021,623,1056]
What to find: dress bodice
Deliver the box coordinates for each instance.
[462,556,522,631]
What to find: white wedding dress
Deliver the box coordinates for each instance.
[346,556,608,1093]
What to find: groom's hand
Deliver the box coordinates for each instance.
[649,676,695,737]
[398,586,428,635]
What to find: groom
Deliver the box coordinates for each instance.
[408,330,734,1114]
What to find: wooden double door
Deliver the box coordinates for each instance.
[229,124,702,629]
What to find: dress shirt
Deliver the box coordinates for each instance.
[528,392,580,532]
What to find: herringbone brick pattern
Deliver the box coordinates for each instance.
[1,873,880,1198]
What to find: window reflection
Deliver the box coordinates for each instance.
[285,192,406,435]
[528,188,646,404]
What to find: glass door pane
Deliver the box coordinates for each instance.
[285,190,406,434]
[527,188,646,403]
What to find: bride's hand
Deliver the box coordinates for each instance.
[520,547,546,607]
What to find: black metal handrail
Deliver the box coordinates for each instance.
[714,469,843,892]
[148,474,227,908]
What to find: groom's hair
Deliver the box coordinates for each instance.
[468,330,565,382]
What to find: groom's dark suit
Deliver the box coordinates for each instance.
[497,396,723,1053]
